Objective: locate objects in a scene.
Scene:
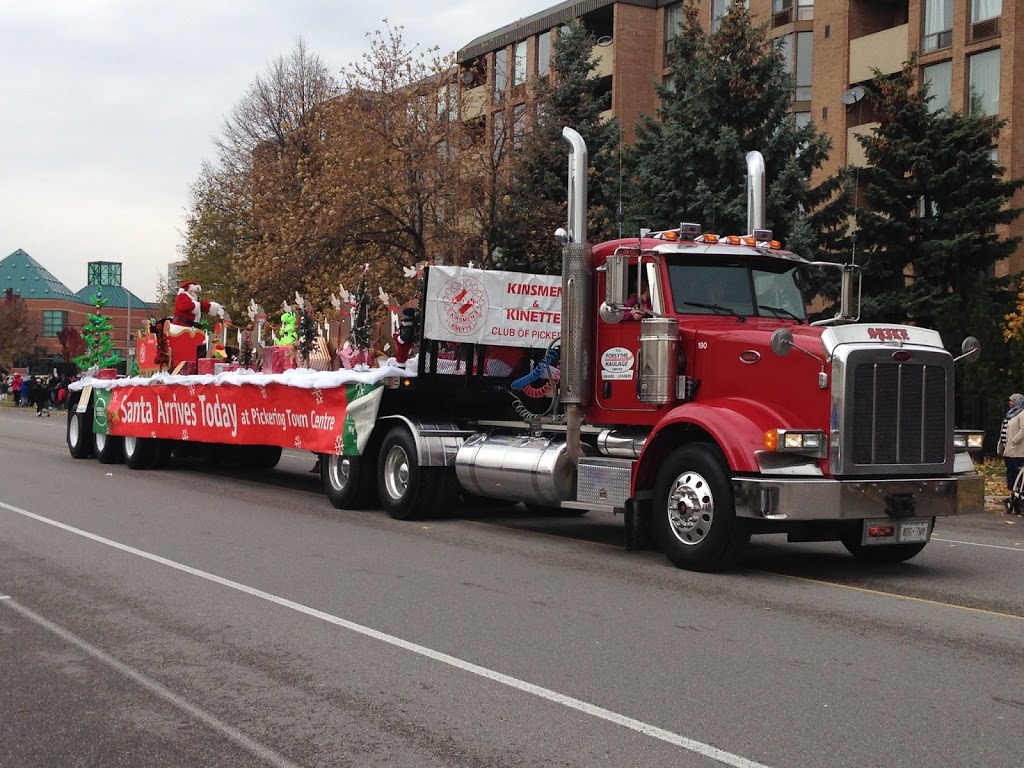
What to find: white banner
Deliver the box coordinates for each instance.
[424,266,562,347]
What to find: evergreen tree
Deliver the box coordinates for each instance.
[623,1,848,263]
[855,58,1024,331]
[74,290,124,371]
[351,265,372,360]
[492,20,622,274]
[297,307,316,365]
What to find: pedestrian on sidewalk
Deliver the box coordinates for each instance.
[997,392,1024,513]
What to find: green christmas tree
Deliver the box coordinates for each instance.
[74,289,124,371]
[351,264,372,362]
[297,307,316,365]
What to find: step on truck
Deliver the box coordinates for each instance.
[67,127,985,572]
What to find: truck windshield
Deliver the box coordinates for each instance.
[667,262,806,321]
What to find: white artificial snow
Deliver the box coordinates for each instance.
[70,364,416,391]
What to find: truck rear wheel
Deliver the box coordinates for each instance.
[321,453,377,510]
[94,431,123,464]
[653,444,749,572]
[66,396,94,459]
[377,425,458,521]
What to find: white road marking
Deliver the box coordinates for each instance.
[0,595,304,768]
[1,499,771,768]
[933,537,1023,552]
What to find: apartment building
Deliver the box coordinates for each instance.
[456,0,1021,272]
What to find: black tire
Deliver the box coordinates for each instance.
[377,425,459,521]
[653,444,750,572]
[123,435,157,470]
[840,525,929,563]
[245,445,283,470]
[66,397,95,460]
[320,453,378,510]
[94,431,124,464]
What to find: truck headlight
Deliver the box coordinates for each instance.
[953,430,984,452]
[764,429,827,458]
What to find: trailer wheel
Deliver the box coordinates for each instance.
[66,396,94,459]
[123,435,157,470]
[840,526,928,563]
[653,444,749,572]
[94,431,124,464]
[321,453,377,509]
[245,445,282,470]
[377,425,457,521]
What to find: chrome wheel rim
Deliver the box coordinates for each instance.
[383,444,410,502]
[666,470,714,546]
[95,431,107,452]
[69,414,80,446]
[327,455,352,491]
[124,435,138,458]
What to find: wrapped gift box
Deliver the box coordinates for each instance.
[262,346,295,374]
[197,357,219,375]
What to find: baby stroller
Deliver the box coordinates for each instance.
[1006,466,1024,515]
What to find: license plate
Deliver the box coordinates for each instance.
[898,519,931,543]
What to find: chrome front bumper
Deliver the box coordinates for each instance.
[733,474,985,520]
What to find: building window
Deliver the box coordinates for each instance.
[437,82,458,122]
[712,0,752,32]
[972,0,1001,22]
[779,32,813,102]
[968,48,1000,117]
[922,0,953,52]
[87,261,122,286]
[42,310,67,337]
[922,60,952,114]
[512,104,527,147]
[795,111,811,129]
[665,2,684,61]
[493,48,508,101]
[513,41,527,87]
[537,31,551,77]
[797,0,814,20]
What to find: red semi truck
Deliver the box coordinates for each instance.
[67,127,985,571]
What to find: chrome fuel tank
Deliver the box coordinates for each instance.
[456,433,576,506]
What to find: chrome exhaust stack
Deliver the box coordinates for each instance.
[560,127,592,463]
[746,150,766,237]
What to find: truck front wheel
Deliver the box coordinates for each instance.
[840,526,928,563]
[321,453,377,510]
[653,444,749,572]
[377,425,458,521]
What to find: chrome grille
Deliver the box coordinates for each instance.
[851,362,947,465]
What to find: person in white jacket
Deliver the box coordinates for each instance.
[998,393,1024,513]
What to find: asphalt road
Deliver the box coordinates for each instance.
[1,405,1022,768]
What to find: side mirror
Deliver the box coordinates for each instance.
[839,265,859,322]
[605,253,629,307]
[955,336,981,364]
[770,328,794,357]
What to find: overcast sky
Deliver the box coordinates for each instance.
[0,0,555,302]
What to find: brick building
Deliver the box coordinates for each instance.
[0,249,155,374]
[456,0,1021,272]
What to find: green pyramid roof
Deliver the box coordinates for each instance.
[75,284,153,311]
[0,248,81,301]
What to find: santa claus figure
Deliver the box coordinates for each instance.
[173,280,224,327]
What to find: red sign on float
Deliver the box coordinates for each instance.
[106,383,350,454]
